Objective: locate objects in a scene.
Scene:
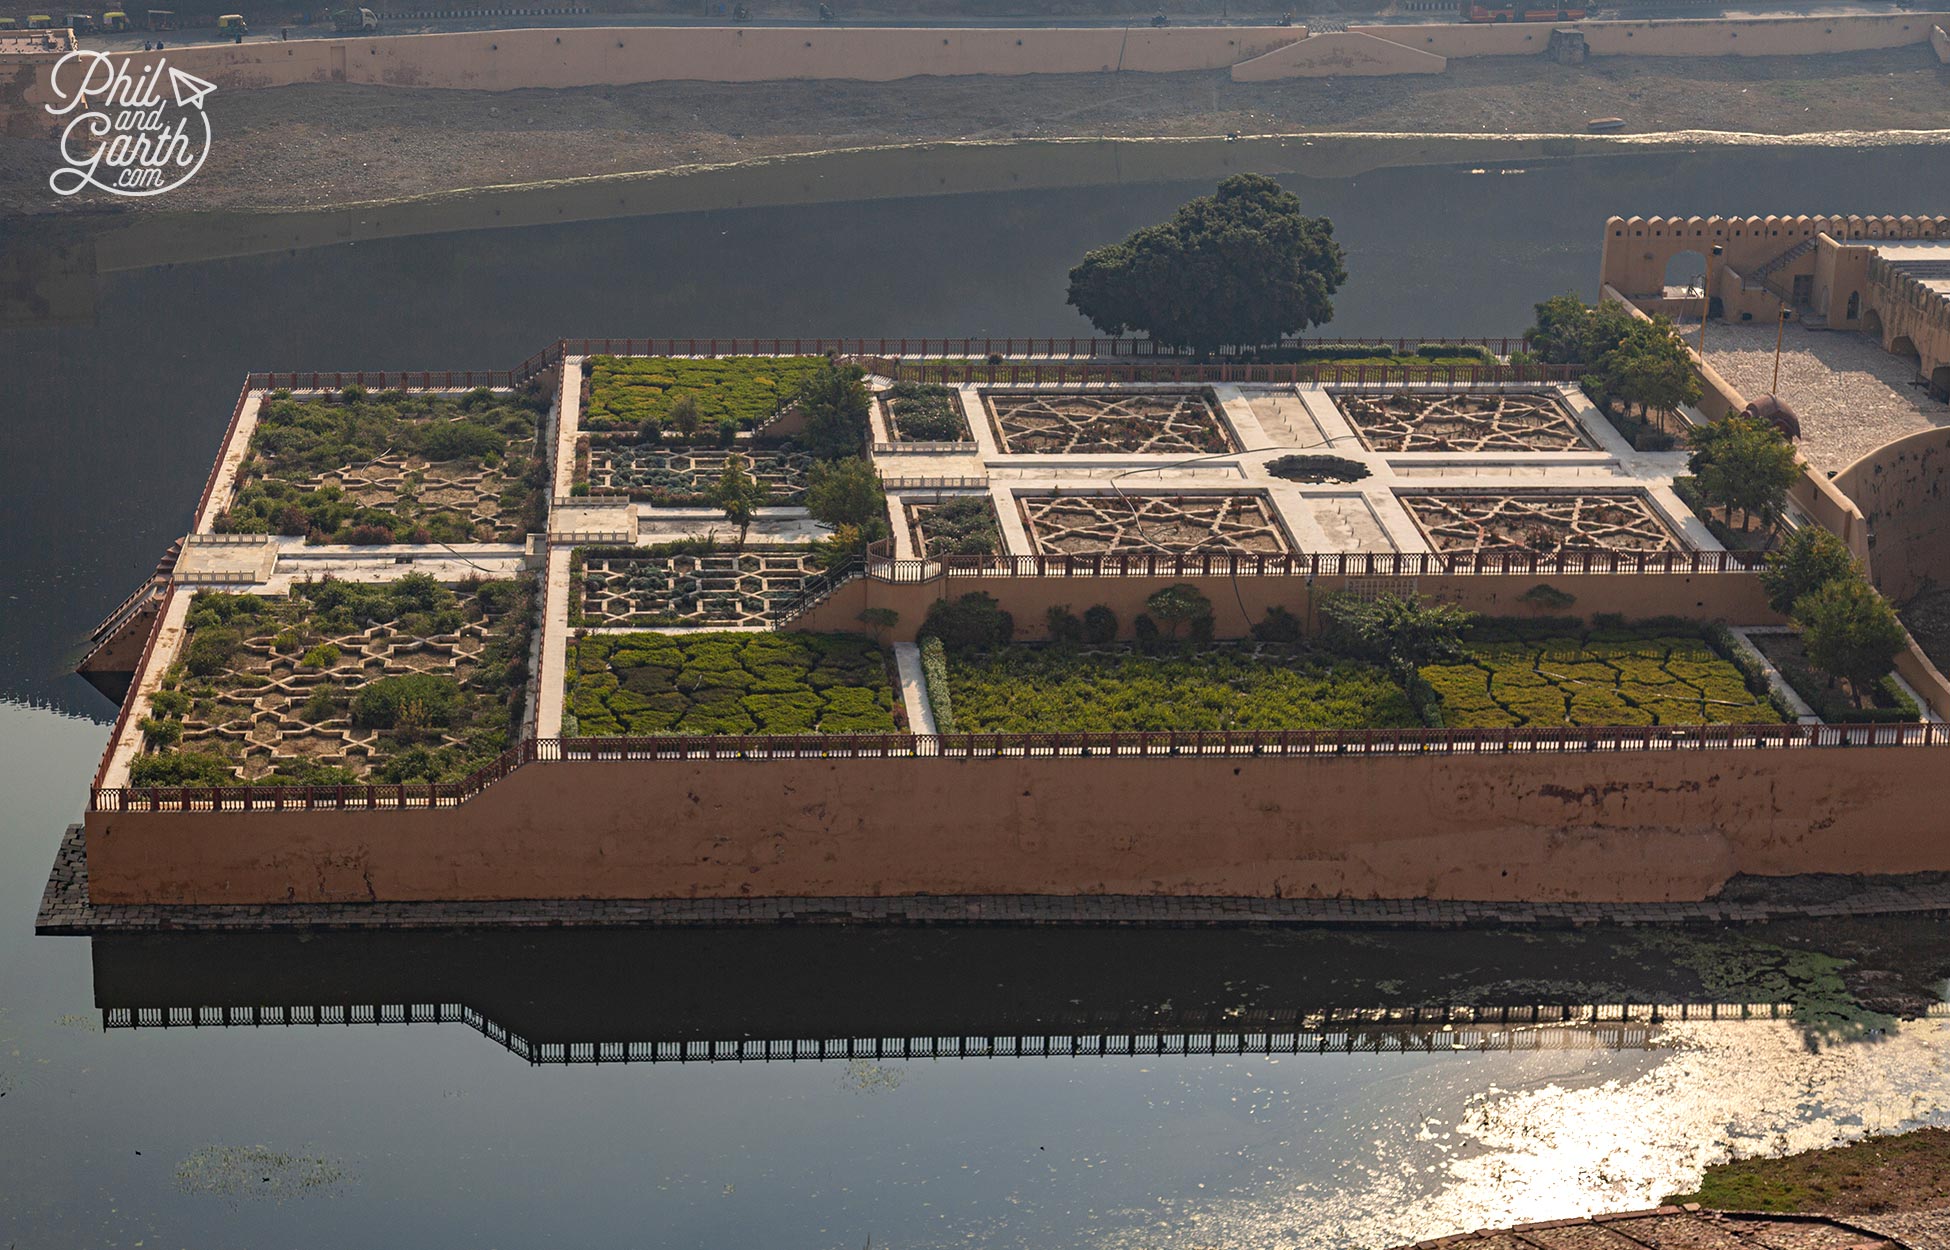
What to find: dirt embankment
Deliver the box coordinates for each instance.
[3,44,1945,215]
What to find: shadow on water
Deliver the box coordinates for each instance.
[87,921,1946,1065]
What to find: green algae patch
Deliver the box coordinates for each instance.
[1667,1127,1950,1214]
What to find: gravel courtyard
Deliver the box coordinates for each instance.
[1706,322,1950,473]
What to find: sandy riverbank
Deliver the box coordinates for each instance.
[3,44,1945,218]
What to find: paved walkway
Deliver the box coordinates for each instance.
[36,823,1950,934]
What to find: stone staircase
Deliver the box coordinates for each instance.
[1741,237,1818,296]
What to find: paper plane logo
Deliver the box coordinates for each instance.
[44,50,214,198]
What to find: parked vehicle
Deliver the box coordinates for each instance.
[1150,12,1169,24]
[329,6,376,29]
[26,13,53,27]
[102,8,128,27]
[0,15,18,27]
[145,8,174,28]
[62,12,95,31]
[216,11,245,33]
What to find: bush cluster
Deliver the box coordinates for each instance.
[581,356,828,433]
[220,387,544,544]
[884,383,968,441]
[942,642,1418,733]
[567,631,899,736]
[915,497,1000,556]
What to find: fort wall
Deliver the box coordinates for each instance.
[80,744,1950,906]
[1229,30,1446,80]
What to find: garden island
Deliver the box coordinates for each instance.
[42,200,1950,929]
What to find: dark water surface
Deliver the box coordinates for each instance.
[5,147,1950,1247]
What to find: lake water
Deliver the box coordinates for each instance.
[5,146,1950,1247]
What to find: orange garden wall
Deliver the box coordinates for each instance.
[789,569,1780,641]
[1833,427,1950,604]
[81,745,1950,906]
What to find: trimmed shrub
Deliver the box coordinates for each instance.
[1081,605,1119,645]
[922,593,1015,651]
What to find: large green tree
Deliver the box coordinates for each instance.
[710,452,765,548]
[1759,525,1855,616]
[1688,415,1801,533]
[796,362,873,461]
[1794,575,1907,702]
[1065,174,1347,355]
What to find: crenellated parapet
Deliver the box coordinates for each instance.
[1599,214,1950,301]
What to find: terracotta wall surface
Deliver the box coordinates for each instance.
[1833,426,1950,603]
[1349,12,1948,59]
[789,568,1780,641]
[11,25,1302,112]
[1229,30,1446,80]
[81,744,1950,906]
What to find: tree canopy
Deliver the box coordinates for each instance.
[1795,575,1907,698]
[1065,174,1347,355]
[1688,415,1801,532]
[1760,525,1856,616]
[796,362,873,461]
[710,452,765,547]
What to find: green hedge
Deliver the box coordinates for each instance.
[1425,622,1784,728]
[884,383,969,441]
[941,642,1417,733]
[918,635,956,734]
[582,356,828,432]
[567,631,899,735]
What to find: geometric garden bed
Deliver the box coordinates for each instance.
[573,547,819,628]
[130,574,534,787]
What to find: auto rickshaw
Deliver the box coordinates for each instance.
[103,9,130,28]
[146,8,174,28]
[216,11,245,36]
[63,12,95,31]
[26,13,53,27]
[0,15,18,27]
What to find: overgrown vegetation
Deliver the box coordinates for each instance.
[1666,1127,1950,1215]
[883,382,968,441]
[221,386,546,544]
[131,575,534,786]
[941,642,1419,733]
[911,497,1000,557]
[581,356,828,433]
[565,631,899,735]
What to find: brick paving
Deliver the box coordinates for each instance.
[1397,1205,1924,1249]
[1705,323,1950,473]
[37,823,1950,935]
